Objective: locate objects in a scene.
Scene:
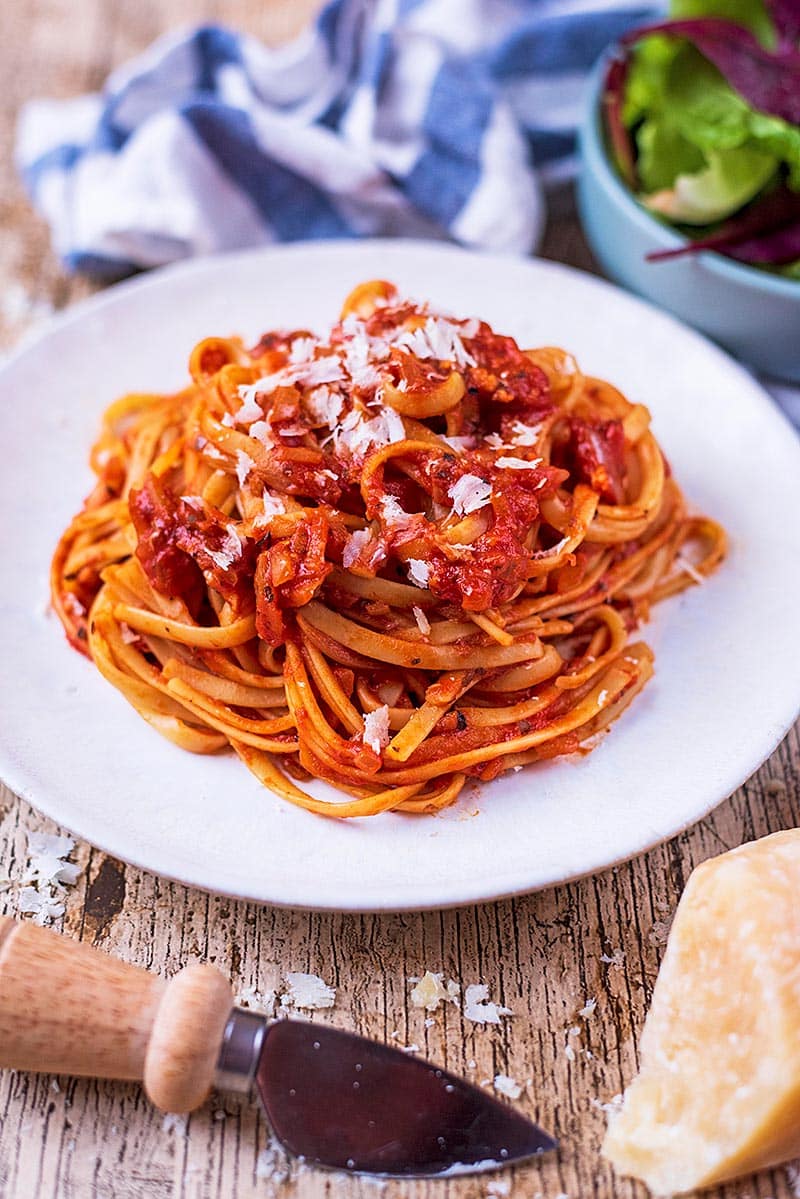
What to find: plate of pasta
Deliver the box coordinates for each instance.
[1,240,798,909]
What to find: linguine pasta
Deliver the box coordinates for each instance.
[52,281,726,817]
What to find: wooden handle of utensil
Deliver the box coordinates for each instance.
[0,916,233,1112]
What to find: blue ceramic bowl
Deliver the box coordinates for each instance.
[578,57,800,382]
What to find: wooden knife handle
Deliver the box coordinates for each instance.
[0,916,234,1112]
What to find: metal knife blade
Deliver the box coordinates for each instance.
[253,1019,556,1178]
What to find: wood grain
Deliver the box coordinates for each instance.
[1,2,798,1197]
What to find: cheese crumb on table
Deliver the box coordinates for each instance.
[161,1114,188,1137]
[410,971,458,1012]
[463,984,512,1025]
[15,832,82,926]
[236,984,276,1016]
[486,1180,511,1196]
[255,1140,291,1183]
[493,1074,525,1100]
[282,972,336,1011]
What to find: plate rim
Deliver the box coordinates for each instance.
[1,238,799,911]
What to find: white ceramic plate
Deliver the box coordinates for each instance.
[2,241,799,910]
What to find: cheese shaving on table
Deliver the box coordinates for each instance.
[24,832,81,888]
[493,1074,525,1100]
[591,1093,624,1115]
[16,831,82,927]
[236,984,276,1016]
[578,997,597,1018]
[255,1139,292,1183]
[410,971,454,1011]
[786,1162,800,1198]
[18,886,65,925]
[486,1181,511,1198]
[161,1113,188,1137]
[282,972,336,1010]
[449,474,492,516]
[462,984,512,1025]
[362,705,391,755]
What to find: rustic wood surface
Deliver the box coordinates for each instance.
[1,3,799,1197]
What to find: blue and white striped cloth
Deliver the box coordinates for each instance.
[16,0,659,279]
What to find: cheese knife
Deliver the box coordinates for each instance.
[0,917,556,1177]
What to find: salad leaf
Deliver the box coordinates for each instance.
[644,144,776,222]
[670,0,776,45]
[602,57,637,187]
[636,119,705,191]
[725,215,800,260]
[621,18,800,124]
[766,0,800,46]
[623,35,683,127]
[622,35,800,218]
[646,183,800,260]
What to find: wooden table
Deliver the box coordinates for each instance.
[1,4,798,1197]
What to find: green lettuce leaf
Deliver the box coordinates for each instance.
[623,25,800,224]
[643,145,777,222]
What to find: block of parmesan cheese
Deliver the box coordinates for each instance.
[603,829,800,1195]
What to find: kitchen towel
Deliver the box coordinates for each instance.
[16,0,657,278]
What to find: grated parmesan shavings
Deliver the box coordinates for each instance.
[248,420,274,448]
[253,489,286,528]
[289,336,317,364]
[395,317,476,368]
[407,559,430,589]
[342,529,373,569]
[235,449,255,487]
[362,705,391,755]
[495,456,543,471]
[449,474,492,517]
[510,420,544,446]
[412,606,431,635]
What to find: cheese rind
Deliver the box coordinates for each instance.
[603,829,800,1195]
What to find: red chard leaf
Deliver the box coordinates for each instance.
[725,218,800,262]
[765,0,800,48]
[602,56,637,188]
[646,185,800,263]
[622,17,800,123]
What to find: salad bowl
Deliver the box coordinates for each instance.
[578,56,800,382]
